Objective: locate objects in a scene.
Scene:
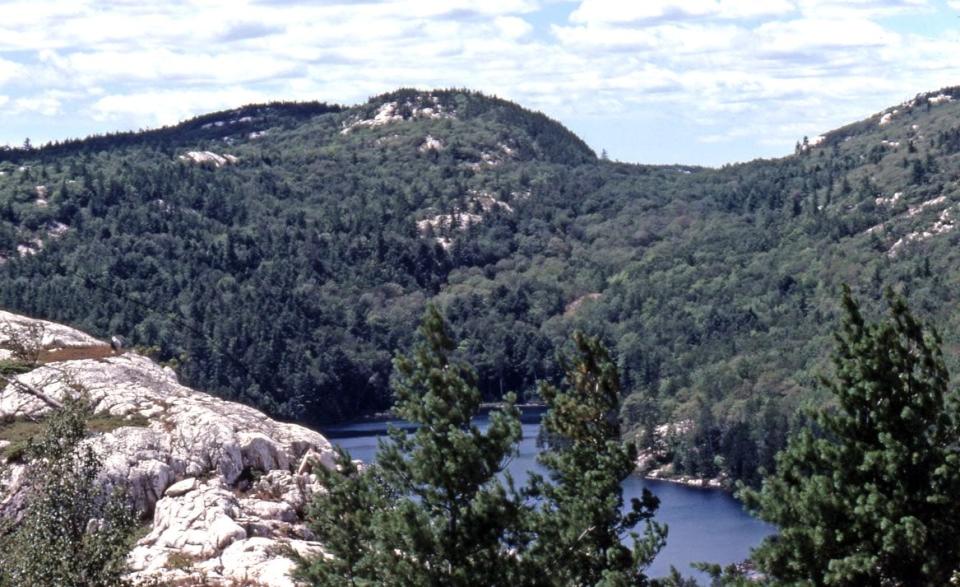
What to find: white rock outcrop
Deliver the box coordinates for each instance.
[15,239,42,257]
[415,190,515,249]
[929,93,954,105]
[340,93,453,134]
[0,312,337,586]
[35,185,49,207]
[634,420,725,488]
[178,151,239,167]
[419,135,445,152]
[48,220,69,238]
[0,310,104,349]
[888,204,957,257]
[874,192,903,208]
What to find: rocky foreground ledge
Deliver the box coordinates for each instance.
[0,310,339,586]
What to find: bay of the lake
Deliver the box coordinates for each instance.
[322,408,774,581]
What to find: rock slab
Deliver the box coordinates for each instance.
[0,312,337,586]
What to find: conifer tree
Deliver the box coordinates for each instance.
[740,287,960,585]
[299,317,671,586]
[373,305,524,586]
[296,448,392,586]
[526,332,666,586]
[306,305,526,586]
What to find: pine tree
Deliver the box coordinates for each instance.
[740,287,960,586]
[526,332,666,586]
[374,305,525,585]
[296,448,393,586]
[299,318,671,586]
[312,305,526,586]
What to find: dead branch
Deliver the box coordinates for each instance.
[0,373,63,411]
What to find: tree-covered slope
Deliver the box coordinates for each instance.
[1,87,959,482]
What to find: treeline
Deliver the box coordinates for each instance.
[0,101,341,163]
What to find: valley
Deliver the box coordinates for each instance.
[2,87,960,485]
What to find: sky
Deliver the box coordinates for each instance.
[1,0,959,166]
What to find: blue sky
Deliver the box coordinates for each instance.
[1,0,959,166]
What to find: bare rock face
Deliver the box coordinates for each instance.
[178,151,239,167]
[0,312,337,586]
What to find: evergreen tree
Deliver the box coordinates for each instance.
[299,316,673,586]
[374,305,525,585]
[302,305,527,586]
[0,396,135,587]
[740,287,960,586]
[526,332,666,586]
[296,448,393,586]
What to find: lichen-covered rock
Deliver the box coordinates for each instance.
[0,310,105,349]
[253,469,323,514]
[0,311,337,586]
[127,478,325,585]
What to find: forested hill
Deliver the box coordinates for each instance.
[2,86,960,484]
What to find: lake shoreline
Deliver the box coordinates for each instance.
[324,409,731,493]
[333,402,548,424]
[326,412,775,580]
[642,472,728,491]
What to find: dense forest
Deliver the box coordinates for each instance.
[2,87,959,485]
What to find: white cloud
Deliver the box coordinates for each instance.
[795,0,932,18]
[4,89,96,120]
[553,22,747,53]
[0,0,957,163]
[89,88,273,125]
[754,17,899,53]
[495,16,534,39]
[0,57,22,84]
[403,0,540,17]
[548,0,960,163]
[570,0,796,24]
[12,94,63,117]
[42,49,304,86]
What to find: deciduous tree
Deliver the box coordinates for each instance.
[0,396,135,587]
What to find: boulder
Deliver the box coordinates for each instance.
[164,477,198,497]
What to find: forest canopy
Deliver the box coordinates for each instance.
[2,87,960,484]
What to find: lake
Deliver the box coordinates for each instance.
[322,408,774,581]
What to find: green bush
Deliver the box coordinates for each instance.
[0,396,136,587]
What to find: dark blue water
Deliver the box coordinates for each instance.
[322,410,774,581]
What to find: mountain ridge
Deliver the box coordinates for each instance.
[1,88,595,168]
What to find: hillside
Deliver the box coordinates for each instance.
[1,86,959,483]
